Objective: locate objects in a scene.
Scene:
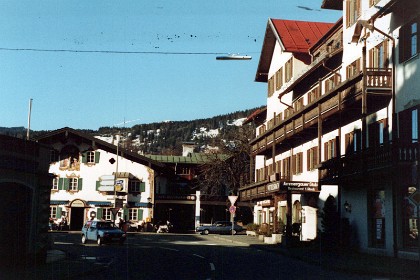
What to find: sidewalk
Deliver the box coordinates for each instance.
[213,234,420,279]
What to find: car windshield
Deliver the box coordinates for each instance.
[97,222,115,229]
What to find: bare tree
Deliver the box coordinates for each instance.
[196,124,254,196]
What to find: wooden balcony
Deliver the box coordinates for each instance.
[319,141,417,183]
[239,175,290,202]
[251,68,392,155]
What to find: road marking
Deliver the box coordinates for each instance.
[160,247,179,252]
[192,254,205,259]
[210,263,215,271]
[54,242,74,245]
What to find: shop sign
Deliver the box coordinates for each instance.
[257,199,273,207]
[267,182,279,192]
[155,194,196,201]
[281,181,319,192]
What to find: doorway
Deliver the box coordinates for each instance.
[70,207,85,230]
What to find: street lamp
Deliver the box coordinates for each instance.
[216,54,252,60]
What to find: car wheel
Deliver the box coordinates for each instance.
[231,229,237,235]
[203,229,209,235]
[81,234,87,244]
[97,237,102,246]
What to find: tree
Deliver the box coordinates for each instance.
[196,124,254,196]
[320,195,340,249]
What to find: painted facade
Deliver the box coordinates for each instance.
[241,0,420,260]
[36,127,165,231]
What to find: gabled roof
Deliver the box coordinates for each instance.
[35,127,166,171]
[255,19,335,82]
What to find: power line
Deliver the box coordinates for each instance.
[0,47,258,55]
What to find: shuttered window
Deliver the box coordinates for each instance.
[399,17,420,63]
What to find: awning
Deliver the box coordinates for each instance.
[50,200,69,205]
[127,202,151,208]
[87,201,112,206]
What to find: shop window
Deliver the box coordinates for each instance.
[399,17,419,63]
[370,190,386,248]
[403,186,418,248]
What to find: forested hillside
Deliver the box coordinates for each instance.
[0,107,262,155]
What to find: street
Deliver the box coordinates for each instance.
[45,232,377,280]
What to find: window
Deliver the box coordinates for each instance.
[307,147,318,171]
[369,40,389,68]
[346,0,361,27]
[368,119,388,148]
[345,129,362,154]
[399,18,419,63]
[129,180,145,193]
[285,58,293,83]
[292,152,303,175]
[50,206,58,219]
[69,178,79,191]
[294,98,304,112]
[412,109,418,143]
[268,76,275,97]
[325,74,341,92]
[102,208,112,221]
[275,68,283,90]
[129,208,138,221]
[282,157,291,178]
[52,177,59,191]
[399,107,419,144]
[324,138,337,161]
[308,87,320,104]
[346,59,361,79]
[82,151,100,164]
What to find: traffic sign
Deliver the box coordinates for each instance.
[228,195,238,205]
[98,185,114,192]
[229,205,236,214]
[100,175,115,181]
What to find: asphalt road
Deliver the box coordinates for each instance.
[51,232,378,280]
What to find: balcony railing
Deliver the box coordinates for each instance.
[252,68,392,155]
[319,141,418,182]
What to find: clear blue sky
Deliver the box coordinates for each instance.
[0,1,341,131]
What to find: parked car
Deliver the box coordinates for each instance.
[196,221,243,235]
[81,221,126,245]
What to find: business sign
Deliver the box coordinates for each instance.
[267,182,279,192]
[281,181,319,192]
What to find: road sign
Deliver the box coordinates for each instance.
[229,206,236,214]
[409,190,420,206]
[100,175,115,181]
[98,185,114,192]
[228,195,238,205]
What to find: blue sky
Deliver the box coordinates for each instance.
[0,1,341,131]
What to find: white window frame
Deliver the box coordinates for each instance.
[69,178,78,191]
[103,208,112,221]
[129,209,138,221]
[87,151,95,163]
[52,177,58,191]
[50,206,58,218]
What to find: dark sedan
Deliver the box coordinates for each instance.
[196,221,243,235]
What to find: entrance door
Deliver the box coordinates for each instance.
[70,207,85,230]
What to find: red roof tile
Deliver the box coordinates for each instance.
[271,19,335,53]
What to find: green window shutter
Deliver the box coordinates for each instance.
[138,209,144,221]
[78,178,83,190]
[96,181,100,191]
[58,178,64,190]
[140,182,146,192]
[95,151,100,163]
[63,178,70,190]
[123,208,129,220]
[96,208,103,220]
[57,207,62,219]
[81,152,87,163]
